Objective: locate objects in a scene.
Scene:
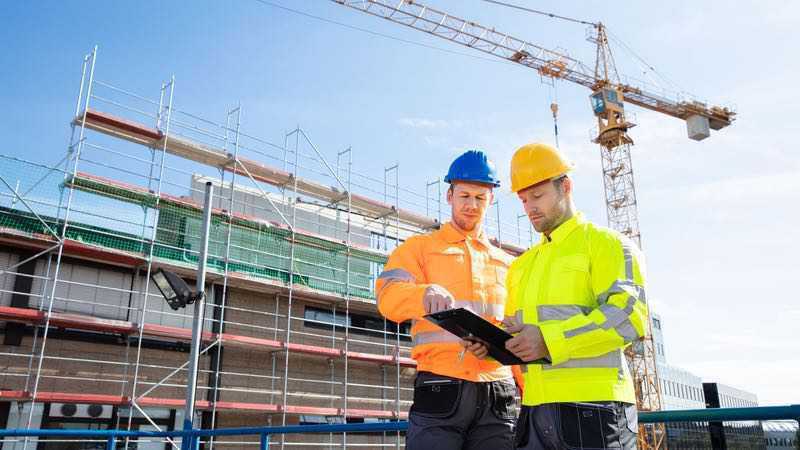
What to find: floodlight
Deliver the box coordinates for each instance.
[151,268,201,310]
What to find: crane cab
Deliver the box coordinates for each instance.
[591,87,635,149]
[591,88,623,115]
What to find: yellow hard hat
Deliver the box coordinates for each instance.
[510,143,573,193]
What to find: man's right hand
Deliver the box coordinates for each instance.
[462,339,489,359]
[423,284,455,314]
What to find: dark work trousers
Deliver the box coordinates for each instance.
[405,371,517,450]
[514,402,638,450]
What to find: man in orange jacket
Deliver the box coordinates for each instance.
[376,150,522,450]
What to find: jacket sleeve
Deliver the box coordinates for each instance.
[539,233,649,366]
[375,237,432,323]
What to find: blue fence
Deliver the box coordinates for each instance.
[0,422,405,450]
[1,405,798,449]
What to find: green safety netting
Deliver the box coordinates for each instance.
[0,160,384,300]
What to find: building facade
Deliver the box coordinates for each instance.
[763,420,799,450]
[651,312,767,449]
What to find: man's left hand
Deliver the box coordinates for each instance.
[505,323,550,363]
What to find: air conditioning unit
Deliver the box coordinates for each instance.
[51,403,112,419]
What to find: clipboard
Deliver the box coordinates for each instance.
[424,307,549,366]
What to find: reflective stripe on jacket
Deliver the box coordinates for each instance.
[376,222,518,383]
[505,212,648,405]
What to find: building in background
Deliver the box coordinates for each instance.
[703,382,765,450]
[763,421,799,450]
[652,312,767,449]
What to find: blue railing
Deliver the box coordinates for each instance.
[1,405,798,449]
[639,404,800,423]
[0,422,406,450]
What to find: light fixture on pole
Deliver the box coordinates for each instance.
[151,268,203,311]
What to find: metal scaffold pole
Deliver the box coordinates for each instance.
[22,46,98,450]
[126,75,175,449]
[341,146,353,449]
[207,105,241,449]
[279,127,301,450]
[382,163,401,449]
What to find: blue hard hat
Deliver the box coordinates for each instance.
[444,150,500,187]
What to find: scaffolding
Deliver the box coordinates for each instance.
[0,48,529,449]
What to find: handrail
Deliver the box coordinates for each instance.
[2,405,798,449]
[639,404,800,423]
[0,422,408,450]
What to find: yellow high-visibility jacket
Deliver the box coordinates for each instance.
[376,222,522,384]
[505,212,648,406]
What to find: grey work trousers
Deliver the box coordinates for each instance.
[405,371,517,450]
[514,402,638,450]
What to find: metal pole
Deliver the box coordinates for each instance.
[437,179,442,225]
[279,127,301,450]
[24,47,98,449]
[495,200,502,249]
[182,181,214,450]
[126,75,174,448]
[393,166,401,450]
[208,105,241,450]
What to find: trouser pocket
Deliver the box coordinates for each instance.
[558,402,620,449]
[491,379,518,421]
[410,374,462,418]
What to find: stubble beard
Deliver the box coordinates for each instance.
[453,215,477,233]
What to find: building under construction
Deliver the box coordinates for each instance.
[0,49,532,449]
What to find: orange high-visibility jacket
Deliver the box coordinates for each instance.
[376,222,522,385]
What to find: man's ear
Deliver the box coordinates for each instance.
[562,177,573,196]
[446,187,453,205]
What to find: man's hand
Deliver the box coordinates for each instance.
[461,338,489,359]
[423,284,455,314]
[505,322,550,363]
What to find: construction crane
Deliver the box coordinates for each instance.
[332,1,737,449]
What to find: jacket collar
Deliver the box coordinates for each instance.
[441,222,491,248]
[541,211,584,245]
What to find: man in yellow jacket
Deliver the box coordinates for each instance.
[376,150,522,450]
[503,143,647,449]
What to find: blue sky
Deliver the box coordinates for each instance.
[3,1,799,405]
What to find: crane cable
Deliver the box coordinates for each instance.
[480,0,596,27]
[605,29,684,94]
[251,0,513,66]
[483,0,684,94]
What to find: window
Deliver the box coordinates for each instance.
[305,306,349,328]
[304,306,411,341]
[652,317,661,330]
[606,89,621,106]
[591,92,606,114]
[31,261,135,321]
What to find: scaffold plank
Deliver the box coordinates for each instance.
[75,109,438,230]
[0,305,415,368]
[0,390,408,418]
